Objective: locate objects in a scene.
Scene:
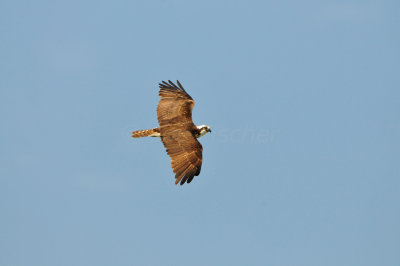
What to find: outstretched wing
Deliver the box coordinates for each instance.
[157,80,203,185]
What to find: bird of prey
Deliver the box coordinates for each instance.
[132,80,211,185]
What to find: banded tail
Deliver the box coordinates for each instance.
[132,127,161,138]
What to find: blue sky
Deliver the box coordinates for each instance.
[1,1,399,265]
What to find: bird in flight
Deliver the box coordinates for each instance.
[132,80,211,185]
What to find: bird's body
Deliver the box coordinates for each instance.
[132,80,211,185]
[132,125,210,139]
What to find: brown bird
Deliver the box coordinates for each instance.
[132,80,211,185]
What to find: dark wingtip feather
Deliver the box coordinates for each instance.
[176,80,185,91]
[174,171,195,186]
[180,175,188,185]
[159,80,170,88]
[159,80,186,92]
[168,80,181,91]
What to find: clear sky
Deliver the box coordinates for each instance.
[1,1,399,265]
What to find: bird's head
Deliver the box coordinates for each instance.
[197,125,212,138]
